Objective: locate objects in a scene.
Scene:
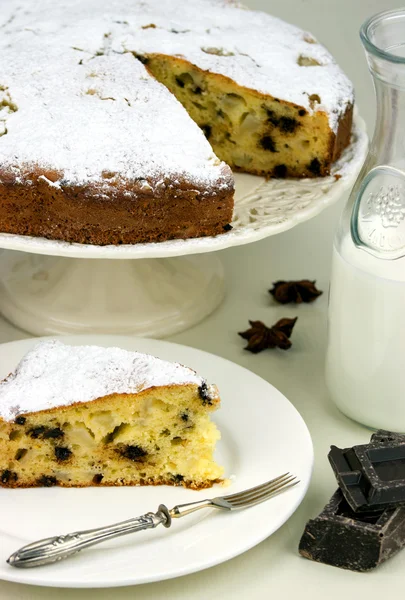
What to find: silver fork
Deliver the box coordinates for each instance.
[7,473,298,568]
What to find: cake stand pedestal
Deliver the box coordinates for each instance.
[0,115,367,337]
[0,253,225,337]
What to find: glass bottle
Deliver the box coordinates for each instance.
[325,9,405,431]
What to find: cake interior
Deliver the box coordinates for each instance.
[143,54,336,177]
[0,384,223,489]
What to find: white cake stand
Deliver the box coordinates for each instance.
[0,115,367,337]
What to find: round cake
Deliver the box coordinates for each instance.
[0,0,354,245]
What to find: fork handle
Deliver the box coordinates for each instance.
[7,505,171,569]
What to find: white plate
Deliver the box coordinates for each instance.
[0,335,313,588]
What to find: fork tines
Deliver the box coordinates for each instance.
[223,473,298,508]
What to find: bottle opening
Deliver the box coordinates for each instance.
[361,9,405,64]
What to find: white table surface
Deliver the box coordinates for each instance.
[0,0,401,597]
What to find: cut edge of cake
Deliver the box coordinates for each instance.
[140,53,353,178]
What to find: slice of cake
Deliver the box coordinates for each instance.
[0,341,223,489]
[129,0,354,178]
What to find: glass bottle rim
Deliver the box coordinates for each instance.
[360,8,405,64]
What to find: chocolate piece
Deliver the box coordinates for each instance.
[371,430,405,445]
[37,475,58,487]
[329,440,405,512]
[44,427,64,439]
[259,135,277,152]
[198,382,213,406]
[120,445,147,461]
[28,426,46,439]
[54,447,72,462]
[299,489,405,572]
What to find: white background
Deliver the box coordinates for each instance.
[0,0,402,597]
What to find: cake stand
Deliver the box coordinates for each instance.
[0,114,368,337]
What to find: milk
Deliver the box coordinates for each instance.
[325,236,405,431]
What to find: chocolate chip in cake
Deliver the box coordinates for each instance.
[1,470,18,484]
[193,86,203,95]
[266,109,279,127]
[279,116,299,134]
[273,164,287,178]
[201,124,212,139]
[308,158,321,176]
[28,426,46,439]
[180,412,189,422]
[173,474,184,484]
[298,109,306,117]
[14,416,26,425]
[54,447,72,462]
[92,474,104,484]
[120,445,148,461]
[15,448,28,461]
[223,223,233,232]
[199,382,213,406]
[44,427,64,439]
[259,135,277,152]
[37,475,58,487]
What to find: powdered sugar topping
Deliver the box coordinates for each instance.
[0,0,352,192]
[0,341,206,421]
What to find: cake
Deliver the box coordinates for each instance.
[0,0,354,245]
[0,341,223,489]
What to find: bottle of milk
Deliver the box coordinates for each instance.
[325,9,405,431]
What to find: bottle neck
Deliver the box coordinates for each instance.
[367,51,405,169]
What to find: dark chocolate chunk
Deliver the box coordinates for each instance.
[15,448,27,461]
[266,109,279,127]
[44,427,64,439]
[54,447,72,462]
[120,445,147,461]
[299,489,405,572]
[223,223,233,232]
[329,439,405,513]
[279,116,298,133]
[265,110,298,133]
[198,382,213,406]
[193,86,203,95]
[92,474,104,484]
[37,475,58,487]
[173,474,184,484]
[28,426,46,439]
[308,158,321,175]
[180,412,189,422]
[298,109,306,116]
[273,164,287,178]
[1,470,18,484]
[259,135,277,152]
[14,416,26,425]
[371,430,405,445]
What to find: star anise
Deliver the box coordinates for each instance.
[269,280,323,304]
[238,317,298,353]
